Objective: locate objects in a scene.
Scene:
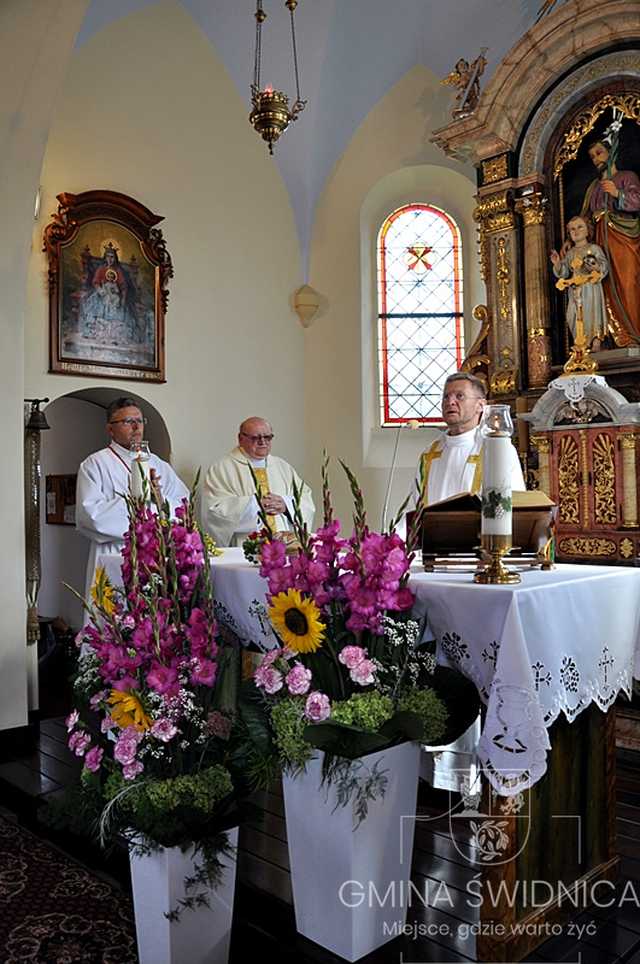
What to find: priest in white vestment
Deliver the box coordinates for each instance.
[76,398,189,603]
[415,372,525,506]
[411,372,525,792]
[202,417,314,546]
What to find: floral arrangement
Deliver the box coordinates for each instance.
[240,458,449,814]
[66,485,241,913]
[242,527,271,565]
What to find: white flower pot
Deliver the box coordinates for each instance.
[282,741,420,962]
[129,828,238,964]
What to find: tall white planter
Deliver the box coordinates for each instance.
[129,827,238,964]
[282,742,420,962]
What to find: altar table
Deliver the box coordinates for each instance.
[200,550,640,796]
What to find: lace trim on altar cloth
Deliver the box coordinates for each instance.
[436,632,635,796]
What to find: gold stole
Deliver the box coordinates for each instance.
[253,467,276,531]
[419,440,483,505]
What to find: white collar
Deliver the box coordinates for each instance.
[109,440,136,461]
[442,426,480,448]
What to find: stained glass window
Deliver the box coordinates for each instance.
[377,203,464,425]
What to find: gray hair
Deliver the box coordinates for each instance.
[106,397,140,422]
[442,372,487,398]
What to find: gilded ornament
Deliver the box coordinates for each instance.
[515,193,547,226]
[530,435,551,455]
[554,93,640,179]
[620,434,638,451]
[490,368,517,396]
[496,236,511,324]
[558,435,580,526]
[482,154,508,184]
[592,433,617,526]
[579,430,590,530]
[460,304,491,388]
[558,537,616,557]
[620,538,635,560]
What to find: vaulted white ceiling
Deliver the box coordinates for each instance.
[77,0,545,261]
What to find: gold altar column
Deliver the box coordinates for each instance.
[619,433,639,528]
[531,434,552,497]
[473,190,520,396]
[515,192,552,388]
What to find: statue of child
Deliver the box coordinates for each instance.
[550,215,609,351]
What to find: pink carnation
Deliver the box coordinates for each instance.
[285,663,312,696]
[304,691,331,722]
[65,710,79,732]
[350,658,377,686]
[84,745,104,772]
[254,664,283,695]
[68,730,91,757]
[123,760,144,780]
[150,718,178,742]
[338,645,366,670]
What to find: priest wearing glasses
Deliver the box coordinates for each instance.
[76,397,189,599]
[203,416,314,546]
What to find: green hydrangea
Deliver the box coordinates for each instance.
[331,692,394,731]
[398,687,447,743]
[270,697,314,770]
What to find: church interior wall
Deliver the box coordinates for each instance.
[305,65,483,527]
[24,0,305,525]
[0,0,90,731]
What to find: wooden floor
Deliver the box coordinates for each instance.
[2,718,640,963]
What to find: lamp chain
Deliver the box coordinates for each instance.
[253,1,265,91]
[287,2,302,103]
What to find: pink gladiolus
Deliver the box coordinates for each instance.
[147,663,179,696]
[285,663,312,695]
[338,645,366,670]
[190,658,217,687]
[68,730,91,757]
[84,746,104,772]
[304,691,331,722]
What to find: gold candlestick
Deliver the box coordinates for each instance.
[474,533,521,584]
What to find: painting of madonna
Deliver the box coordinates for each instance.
[59,221,157,371]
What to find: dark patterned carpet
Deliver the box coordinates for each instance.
[0,814,136,964]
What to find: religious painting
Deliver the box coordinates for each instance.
[44,190,172,382]
[549,91,640,355]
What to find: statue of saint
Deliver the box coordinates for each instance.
[550,215,609,351]
[579,139,640,345]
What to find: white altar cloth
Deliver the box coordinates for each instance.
[96,549,640,795]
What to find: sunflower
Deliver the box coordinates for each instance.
[108,690,152,732]
[269,589,325,654]
[91,566,116,616]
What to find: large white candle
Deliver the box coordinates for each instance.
[481,435,513,536]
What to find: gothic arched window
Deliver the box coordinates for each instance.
[377,203,464,425]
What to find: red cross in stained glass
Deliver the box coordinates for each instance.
[407,244,433,271]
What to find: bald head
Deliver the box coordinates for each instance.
[238,416,274,459]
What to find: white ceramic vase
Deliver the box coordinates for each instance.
[282,741,420,962]
[129,828,238,964]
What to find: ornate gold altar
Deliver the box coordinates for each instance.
[434,1,640,573]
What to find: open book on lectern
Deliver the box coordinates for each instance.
[418,490,556,556]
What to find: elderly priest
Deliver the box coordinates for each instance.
[76,397,189,600]
[203,416,314,546]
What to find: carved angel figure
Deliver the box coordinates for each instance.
[442,51,487,117]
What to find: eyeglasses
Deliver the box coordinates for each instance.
[241,432,274,443]
[110,417,147,427]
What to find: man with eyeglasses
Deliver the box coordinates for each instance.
[76,397,189,600]
[202,416,314,546]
